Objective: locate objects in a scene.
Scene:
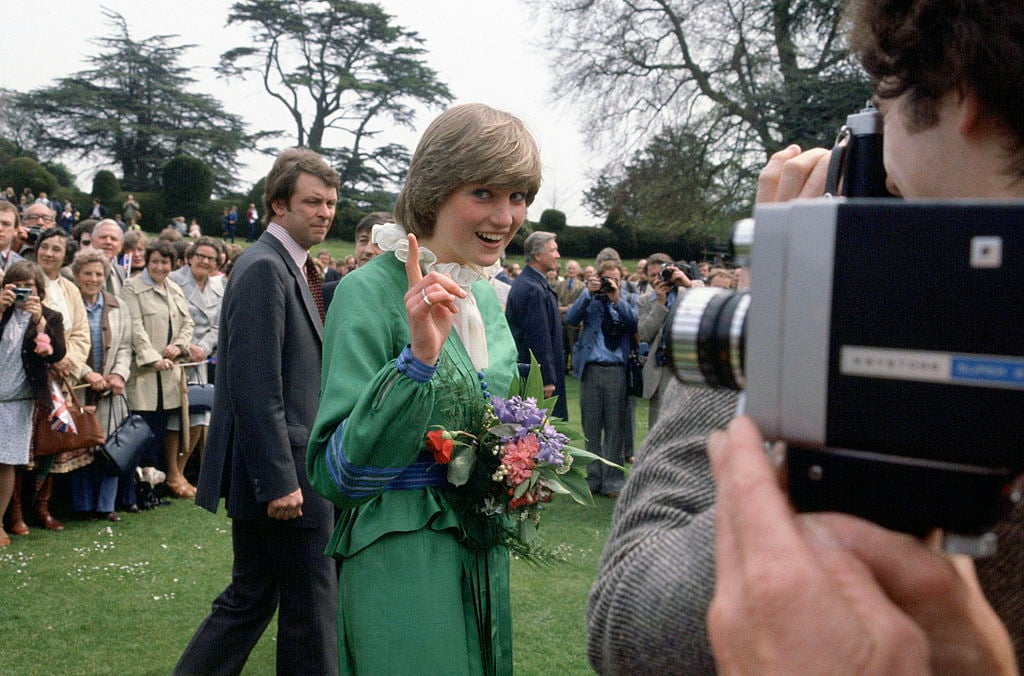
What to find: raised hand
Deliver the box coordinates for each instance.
[403,234,467,365]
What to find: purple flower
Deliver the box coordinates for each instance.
[492,396,547,428]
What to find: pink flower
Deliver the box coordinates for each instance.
[501,435,538,485]
[34,332,53,357]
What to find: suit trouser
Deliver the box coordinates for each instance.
[580,363,628,495]
[174,515,338,676]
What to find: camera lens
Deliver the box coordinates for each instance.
[667,287,749,390]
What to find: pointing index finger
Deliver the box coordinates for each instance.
[405,233,423,288]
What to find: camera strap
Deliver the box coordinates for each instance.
[824,127,851,196]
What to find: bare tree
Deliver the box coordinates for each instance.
[531,0,868,171]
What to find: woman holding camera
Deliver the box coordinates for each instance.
[0,261,66,545]
[566,260,638,497]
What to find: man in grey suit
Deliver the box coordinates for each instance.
[175,148,339,675]
[635,254,700,430]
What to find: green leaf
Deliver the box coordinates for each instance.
[518,518,538,543]
[557,469,596,506]
[570,448,623,470]
[513,479,532,499]
[446,446,476,487]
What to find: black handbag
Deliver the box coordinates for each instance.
[186,366,214,413]
[626,340,646,398]
[98,395,154,476]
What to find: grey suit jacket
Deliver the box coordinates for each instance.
[636,290,674,400]
[196,232,332,528]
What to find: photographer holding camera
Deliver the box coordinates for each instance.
[587,0,1023,673]
[636,254,701,430]
[566,260,637,498]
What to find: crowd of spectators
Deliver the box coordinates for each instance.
[0,195,367,544]
[0,184,742,540]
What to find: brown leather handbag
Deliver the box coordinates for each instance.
[33,381,105,455]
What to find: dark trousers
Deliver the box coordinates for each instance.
[580,363,628,495]
[174,516,339,676]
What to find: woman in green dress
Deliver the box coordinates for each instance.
[307,103,542,675]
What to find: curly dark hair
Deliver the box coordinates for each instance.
[847,0,1024,176]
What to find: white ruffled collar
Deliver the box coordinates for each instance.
[372,222,502,289]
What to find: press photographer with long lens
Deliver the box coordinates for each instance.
[587,0,1024,673]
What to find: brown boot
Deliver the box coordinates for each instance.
[33,475,64,531]
[5,471,30,536]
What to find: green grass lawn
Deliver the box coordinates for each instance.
[1,380,650,675]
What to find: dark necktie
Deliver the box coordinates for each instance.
[305,256,326,323]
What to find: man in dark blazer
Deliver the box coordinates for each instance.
[175,149,339,676]
[505,231,567,420]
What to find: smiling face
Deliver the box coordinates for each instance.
[75,261,106,301]
[188,245,219,281]
[35,235,68,278]
[147,251,173,284]
[93,223,124,262]
[272,172,337,251]
[423,184,526,267]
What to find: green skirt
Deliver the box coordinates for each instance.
[336,526,512,675]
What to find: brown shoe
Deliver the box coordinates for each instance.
[166,479,197,499]
[33,476,64,531]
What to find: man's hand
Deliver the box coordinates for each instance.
[267,488,303,520]
[706,416,1017,675]
[756,144,831,203]
[187,344,206,362]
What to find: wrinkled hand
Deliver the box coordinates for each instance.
[267,488,303,520]
[107,373,126,395]
[84,371,108,391]
[756,144,831,203]
[152,358,173,372]
[707,416,1017,675]
[187,344,205,362]
[52,357,73,379]
[163,344,182,360]
[404,234,466,365]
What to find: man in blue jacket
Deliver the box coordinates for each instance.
[505,231,567,419]
[567,260,637,497]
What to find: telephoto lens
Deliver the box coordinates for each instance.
[666,286,750,390]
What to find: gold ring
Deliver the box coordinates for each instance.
[421,288,433,307]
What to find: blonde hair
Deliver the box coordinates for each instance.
[393,104,542,237]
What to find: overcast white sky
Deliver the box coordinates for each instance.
[0,0,597,224]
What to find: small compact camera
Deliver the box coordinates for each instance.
[13,287,32,302]
[26,225,42,244]
[594,276,616,299]
[667,200,1024,542]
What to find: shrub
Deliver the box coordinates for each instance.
[91,170,121,205]
[0,156,58,196]
[162,156,213,219]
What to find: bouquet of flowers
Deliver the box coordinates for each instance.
[426,355,615,558]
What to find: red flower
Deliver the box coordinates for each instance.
[427,429,453,464]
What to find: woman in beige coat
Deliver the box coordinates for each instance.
[69,250,133,520]
[121,241,193,504]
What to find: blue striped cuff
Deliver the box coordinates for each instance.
[396,345,436,383]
